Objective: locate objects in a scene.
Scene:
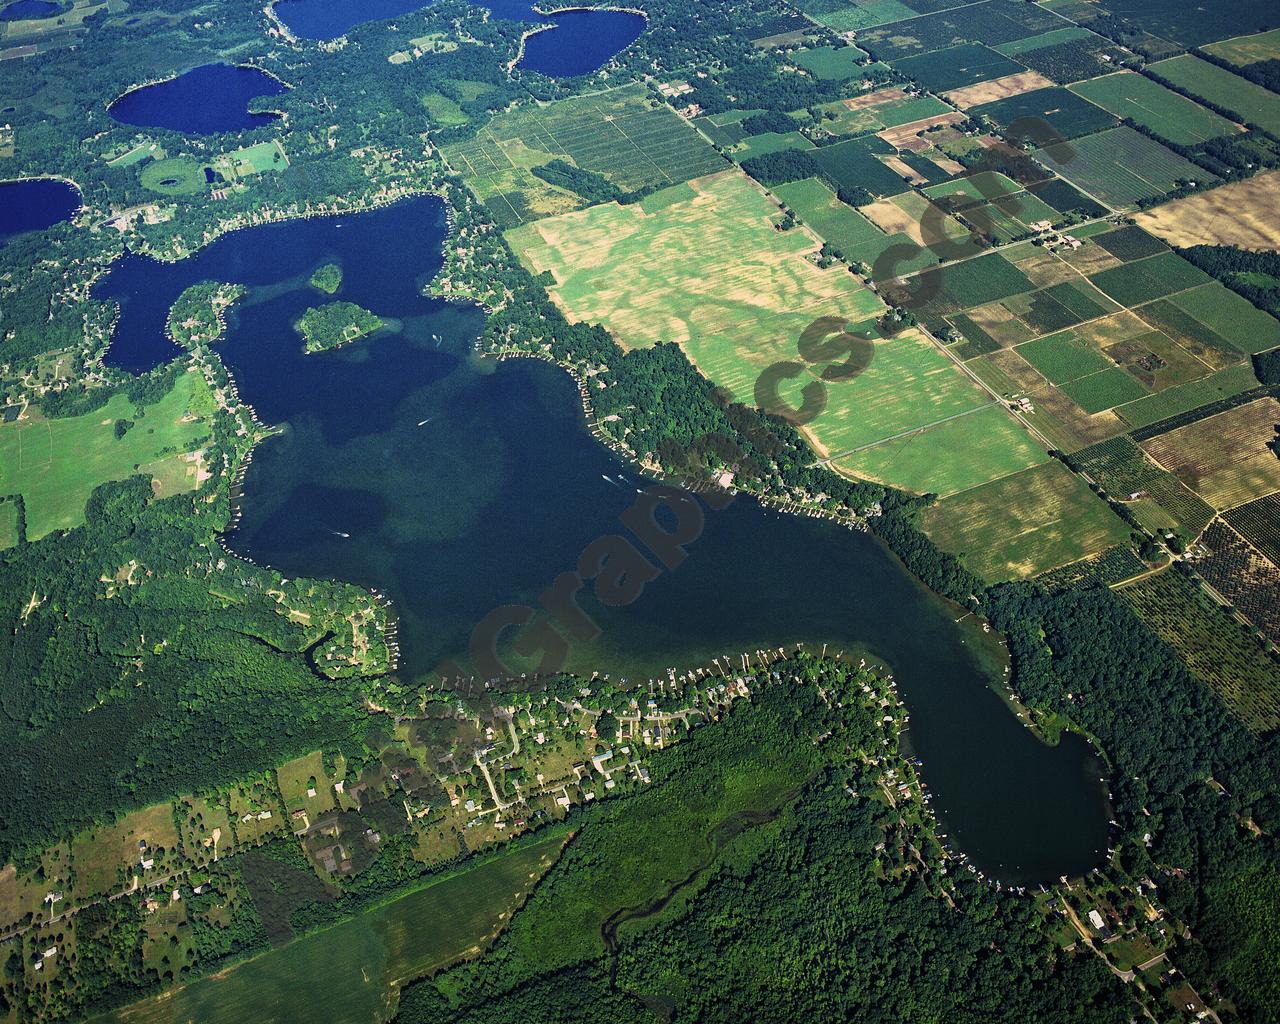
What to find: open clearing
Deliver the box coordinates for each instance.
[1135,171,1280,252]
[918,459,1130,580]
[1139,398,1280,510]
[443,83,725,228]
[0,369,212,540]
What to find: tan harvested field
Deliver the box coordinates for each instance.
[943,71,1056,109]
[842,86,909,111]
[1139,398,1280,509]
[877,111,966,151]
[882,155,927,184]
[1135,171,1280,251]
[859,192,968,248]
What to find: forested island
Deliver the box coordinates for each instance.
[295,301,383,353]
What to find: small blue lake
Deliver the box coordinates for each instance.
[108,64,286,135]
[0,0,63,20]
[273,0,644,76]
[0,178,80,244]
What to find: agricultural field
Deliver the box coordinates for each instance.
[810,135,912,197]
[833,402,1048,496]
[1033,126,1215,208]
[730,130,815,162]
[0,370,212,541]
[442,83,725,228]
[1119,569,1280,733]
[1113,364,1261,430]
[1087,251,1212,307]
[892,43,1028,93]
[1149,54,1280,137]
[971,85,1117,140]
[859,190,972,250]
[791,0,917,32]
[1069,72,1239,146]
[1071,435,1215,538]
[1196,521,1280,643]
[856,0,1059,62]
[918,459,1130,580]
[1135,171,1280,252]
[1138,398,1280,510]
[942,70,1056,108]
[772,177,887,255]
[1160,283,1280,355]
[1224,491,1280,565]
[1202,28,1280,67]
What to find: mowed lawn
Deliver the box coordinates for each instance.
[918,460,1131,581]
[509,169,1033,489]
[0,369,211,540]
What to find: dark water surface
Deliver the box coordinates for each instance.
[95,197,1108,884]
[108,64,286,135]
[0,0,62,19]
[274,0,643,76]
[0,177,80,243]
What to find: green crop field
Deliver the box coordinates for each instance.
[892,43,1027,93]
[507,170,1019,486]
[1059,366,1149,413]
[994,26,1093,56]
[1069,72,1238,146]
[1225,491,1280,566]
[772,176,886,255]
[1150,54,1280,137]
[731,130,815,162]
[1166,283,1280,355]
[443,83,726,228]
[105,834,567,1024]
[1034,126,1215,208]
[874,94,953,127]
[834,403,1047,497]
[919,459,1130,580]
[1119,570,1280,732]
[1016,329,1114,384]
[0,370,212,540]
[971,86,1117,140]
[1114,363,1259,429]
[793,0,917,32]
[1088,251,1212,307]
[810,135,907,196]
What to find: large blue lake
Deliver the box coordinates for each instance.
[94,196,1109,884]
[108,64,286,135]
[0,178,80,243]
[0,0,63,20]
[274,0,644,76]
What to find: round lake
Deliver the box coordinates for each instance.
[108,64,286,135]
[95,196,1110,884]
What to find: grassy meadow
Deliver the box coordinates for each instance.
[0,369,212,540]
